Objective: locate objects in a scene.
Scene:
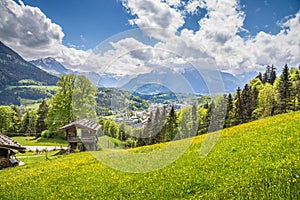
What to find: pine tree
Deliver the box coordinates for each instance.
[250,87,259,119]
[241,84,252,123]
[262,65,271,84]
[233,87,243,125]
[277,64,292,113]
[256,72,263,82]
[152,107,161,142]
[140,111,153,145]
[225,93,234,128]
[261,65,276,85]
[204,100,214,132]
[269,65,277,85]
[163,106,178,141]
[156,106,167,143]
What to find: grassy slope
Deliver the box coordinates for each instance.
[1,112,300,199]
[12,136,68,146]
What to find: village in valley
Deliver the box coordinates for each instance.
[0,0,299,199]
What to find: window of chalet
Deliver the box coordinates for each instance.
[77,128,82,138]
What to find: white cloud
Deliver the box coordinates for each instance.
[122,0,185,41]
[186,0,205,14]
[250,11,300,69]
[0,0,64,50]
[164,0,181,7]
[0,0,299,77]
[0,0,92,69]
[121,0,299,74]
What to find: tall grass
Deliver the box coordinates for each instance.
[1,112,299,199]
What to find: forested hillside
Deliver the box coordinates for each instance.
[0,41,58,88]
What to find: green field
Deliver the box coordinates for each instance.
[1,112,299,199]
[12,136,68,147]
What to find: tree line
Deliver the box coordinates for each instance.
[0,64,299,148]
[101,64,300,147]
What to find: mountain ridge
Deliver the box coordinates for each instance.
[0,41,59,89]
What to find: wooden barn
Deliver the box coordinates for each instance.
[59,119,101,152]
[0,133,26,169]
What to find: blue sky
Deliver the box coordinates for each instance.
[0,0,299,75]
[20,0,300,50]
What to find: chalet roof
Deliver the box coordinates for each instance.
[59,119,101,131]
[0,133,26,152]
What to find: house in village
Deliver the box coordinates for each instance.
[0,133,26,169]
[59,119,101,152]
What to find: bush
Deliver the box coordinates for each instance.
[41,130,65,139]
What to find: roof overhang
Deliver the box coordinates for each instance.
[0,145,26,153]
[59,119,101,132]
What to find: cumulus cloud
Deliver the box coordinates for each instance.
[164,0,181,7]
[249,11,300,69]
[0,0,92,69]
[0,0,299,77]
[0,0,63,51]
[121,0,299,74]
[122,0,185,41]
[185,0,205,14]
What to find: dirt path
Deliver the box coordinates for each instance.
[24,146,67,151]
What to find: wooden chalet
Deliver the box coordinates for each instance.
[0,133,26,169]
[59,119,101,152]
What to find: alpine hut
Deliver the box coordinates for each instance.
[0,133,26,169]
[59,119,101,152]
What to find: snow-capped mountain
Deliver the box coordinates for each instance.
[29,57,126,87]
[30,57,248,93]
[30,57,70,76]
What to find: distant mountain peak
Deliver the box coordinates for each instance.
[30,57,68,76]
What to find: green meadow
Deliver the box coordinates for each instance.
[12,136,68,147]
[1,111,299,199]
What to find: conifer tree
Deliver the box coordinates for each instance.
[204,100,214,132]
[277,64,292,113]
[269,65,277,85]
[142,111,153,145]
[241,84,252,123]
[225,93,234,128]
[256,72,262,82]
[250,87,259,119]
[164,106,178,141]
[233,87,243,125]
[153,107,161,142]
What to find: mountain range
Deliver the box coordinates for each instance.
[29,56,257,94]
[1,41,258,96]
